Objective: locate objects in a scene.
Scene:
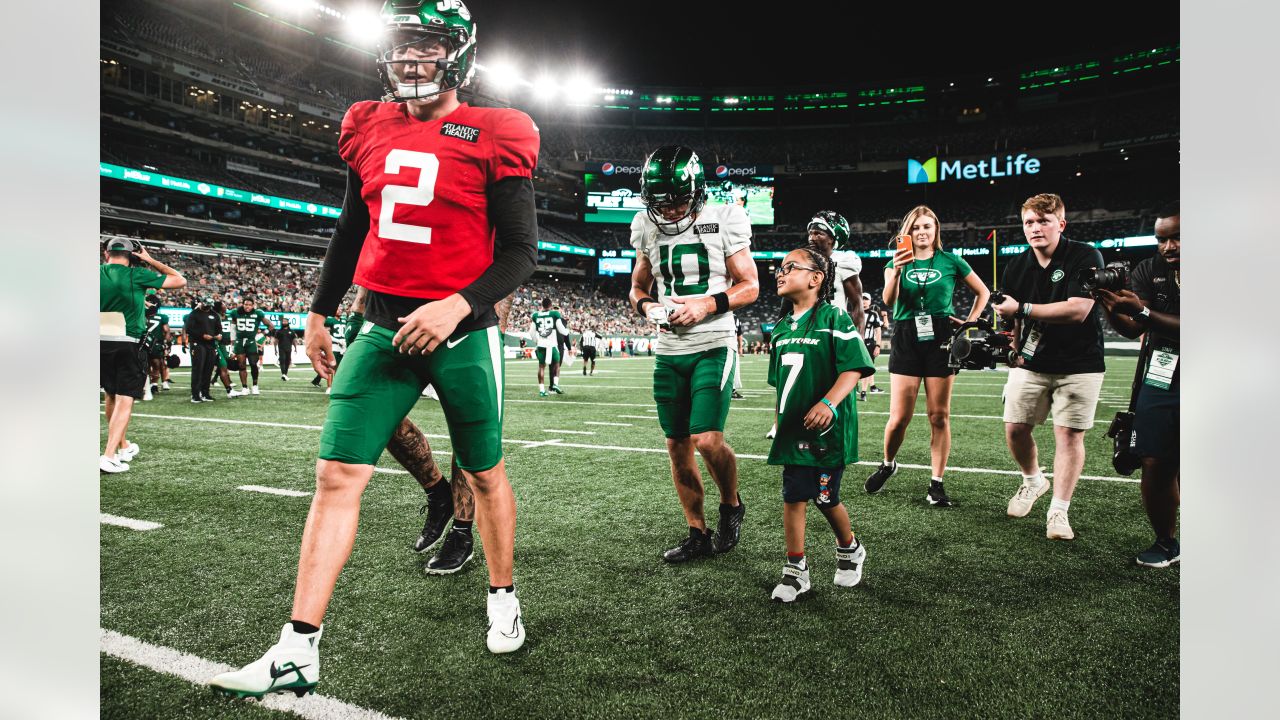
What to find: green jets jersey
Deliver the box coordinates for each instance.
[143,313,168,347]
[891,251,973,321]
[531,310,565,349]
[218,316,234,346]
[324,316,350,353]
[767,303,875,467]
[228,308,270,342]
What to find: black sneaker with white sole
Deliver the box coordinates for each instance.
[424,526,474,574]
[926,480,952,507]
[712,495,745,554]
[864,461,898,494]
[412,485,454,553]
[662,527,715,563]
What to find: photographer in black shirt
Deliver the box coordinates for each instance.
[1097,202,1181,567]
[993,194,1107,541]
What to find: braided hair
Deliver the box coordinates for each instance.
[775,245,837,333]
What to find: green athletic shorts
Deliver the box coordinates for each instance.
[319,322,505,471]
[653,347,736,439]
[215,344,230,368]
[234,338,260,356]
[535,346,560,365]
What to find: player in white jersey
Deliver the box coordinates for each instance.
[628,145,759,563]
[528,297,568,395]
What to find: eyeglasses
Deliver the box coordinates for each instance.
[774,262,821,277]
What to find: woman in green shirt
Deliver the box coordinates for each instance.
[864,205,990,507]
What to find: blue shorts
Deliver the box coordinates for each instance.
[782,465,845,505]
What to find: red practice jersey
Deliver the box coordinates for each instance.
[339,101,540,299]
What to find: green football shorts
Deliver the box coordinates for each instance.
[535,346,560,365]
[653,347,736,439]
[319,322,505,471]
[215,344,229,368]
[234,338,259,356]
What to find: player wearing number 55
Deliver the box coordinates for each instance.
[211,0,538,701]
[629,145,759,565]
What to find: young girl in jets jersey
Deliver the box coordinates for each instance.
[766,247,876,602]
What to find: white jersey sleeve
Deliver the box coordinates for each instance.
[720,203,752,258]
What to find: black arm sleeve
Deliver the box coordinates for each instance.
[309,166,370,316]
[457,176,538,319]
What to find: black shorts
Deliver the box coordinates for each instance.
[782,465,845,505]
[101,340,147,399]
[864,338,879,357]
[582,346,597,361]
[887,317,955,378]
[1134,381,1179,461]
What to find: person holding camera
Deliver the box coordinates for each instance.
[1096,203,1180,567]
[100,239,185,472]
[994,194,1106,540]
[865,205,991,507]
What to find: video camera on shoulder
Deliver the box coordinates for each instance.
[1077,261,1131,293]
[941,319,1017,371]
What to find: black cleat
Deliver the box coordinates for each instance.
[551,384,565,395]
[864,461,898,494]
[731,390,745,399]
[926,480,953,507]
[712,495,746,553]
[859,390,867,401]
[662,527,715,563]
[412,488,454,553]
[424,526,474,574]
[869,385,884,394]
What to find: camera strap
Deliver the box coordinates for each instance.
[1127,333,1151,413]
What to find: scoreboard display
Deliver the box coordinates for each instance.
[583,165,775,225]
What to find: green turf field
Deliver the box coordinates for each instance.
[101,353,1177,719]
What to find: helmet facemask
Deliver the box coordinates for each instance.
[643,189,707,236]
[377,26,475,103]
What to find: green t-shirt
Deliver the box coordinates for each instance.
[218,316,234,346]
[100,264,165,339]
[767,303,875,467]
[891,250,974,321]
[143,313,168,347]
[228,308,270,341]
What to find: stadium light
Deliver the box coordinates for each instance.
[563,74,597,104]
[345,8,384,47]
[479,60,520,89]
[535,75,560,102]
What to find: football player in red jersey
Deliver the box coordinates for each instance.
[212,0,538,698]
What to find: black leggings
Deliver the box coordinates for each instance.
[279,346,291,375]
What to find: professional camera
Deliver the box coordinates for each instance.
[1105,411,1143,475]
[1077,261,1130,293]
[941,319,1017,371]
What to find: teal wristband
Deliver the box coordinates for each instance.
[820,398,838,419]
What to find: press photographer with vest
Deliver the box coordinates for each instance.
[99,238,185,472]
[993,193,1106,541]
[1096,202,1181,567]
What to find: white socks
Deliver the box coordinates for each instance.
[1049,498,1070,516]
[539,383,546,393]
[1023,472,1046,486]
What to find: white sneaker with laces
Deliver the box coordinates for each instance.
[486,588,525,654]
[833,542,866,587]
[117,442,140,462]
[1007,477,1050,518]
[100,455,129,473]
[770,561,811,602]
[227,389,241,398]
[209,624,321,699]
[251,385,261,395]
[1046,510,1075,540]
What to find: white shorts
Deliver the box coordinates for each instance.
[1002,368,1105,430]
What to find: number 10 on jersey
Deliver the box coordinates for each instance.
[657,243,710,295]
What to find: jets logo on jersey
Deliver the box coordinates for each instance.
[441,122,481,143]
[695,223,720,234]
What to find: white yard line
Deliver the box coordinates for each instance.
[100,514,163,531]
[618,415,658,420]
[238,485,311,497]
[542,429,596,435]
[583,421,633,427]
[99,629,404,720]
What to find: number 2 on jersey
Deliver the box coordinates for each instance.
[778,353,804,413]
[380,149,439,244]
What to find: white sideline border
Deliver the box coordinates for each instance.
[116,412,1138,484]
[100,629,404,720]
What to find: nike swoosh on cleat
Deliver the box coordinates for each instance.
[269,661,311,680]
[445,336,468,349]
[500,615,522,638]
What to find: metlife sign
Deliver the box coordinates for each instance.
[907,154,1041,184]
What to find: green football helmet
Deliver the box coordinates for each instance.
[376,0,477,103]
[639,145,707,236]
[807,210,851,251]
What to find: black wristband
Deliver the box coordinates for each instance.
[712,292,730,315]
[636,297,655,317]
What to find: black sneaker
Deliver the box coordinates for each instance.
[859,390,867,401]
[424,526,474,575]
[201,394,215,402]
[310,377,322,387]
[712,495,746,553]
[1136,539,1180,568]
[412,488,454,553]
[870,386,884,394]
[864,461,897,494]
[662,527,715,563]
[731,390,745,399]
[926,480,952,507]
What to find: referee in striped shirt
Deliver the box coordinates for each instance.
[580,327,598,376]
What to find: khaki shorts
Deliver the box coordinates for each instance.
[1002,368,1105,430]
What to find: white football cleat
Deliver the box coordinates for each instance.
[117,442,140,462]
[486,588,525,654]
[251,385,261,396]
[100,455,129,473]
[770,561,811,603]
[209,624,321,700]
[833,542,866,587]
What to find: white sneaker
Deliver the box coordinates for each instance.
[117,442,140,462]
[251,385,261,395]
[1007,477,1050,518]
[210,623,321,699]
[770,561,811,603]
[1047,510,1075,541]
[765,423,776,440]
[324,387,331,395]
[227,389,242,398]
[162,381,171,390]
[486,588,525,654]
[281,375,289,382]
[100,455,129,473]
[833,542,866,587]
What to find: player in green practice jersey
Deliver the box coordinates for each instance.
[227,296,275,395]
[212,301,243,398]
[766,247,875,603]
[142,296,169,401]
[528,297,568,395]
